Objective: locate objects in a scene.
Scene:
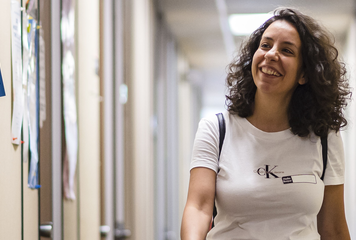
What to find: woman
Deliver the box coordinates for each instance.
[181,8,351,240]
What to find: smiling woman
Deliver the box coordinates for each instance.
[226,7,350,137]
[251,20,305,107]
[181,7,351,240]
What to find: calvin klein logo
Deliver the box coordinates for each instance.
[255,165,283,178]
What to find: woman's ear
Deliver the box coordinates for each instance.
[298,73,307,85]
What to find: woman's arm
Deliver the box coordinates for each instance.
[181,167,216,240]
[317,184,350,240]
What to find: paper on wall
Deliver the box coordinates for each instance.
[62,0,78,200]
[22,11,29,86]
[11,0,24,145]
[39,30,46,128]
[0,67,5,97]
[27,19,39,188]
[22,13,30,163]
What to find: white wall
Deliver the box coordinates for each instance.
[0,0,22,238]
[77,0,101,238]
[178,53,195,234]
[131,0,155,239]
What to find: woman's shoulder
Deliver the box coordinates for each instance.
[199,111,231,123]
[197,111,246,135]
[308,130,343,145]
[327,130,344,150]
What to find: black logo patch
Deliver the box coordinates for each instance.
[282,176,293,184]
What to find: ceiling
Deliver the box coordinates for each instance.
[157,0,355,113]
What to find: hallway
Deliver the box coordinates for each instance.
[0,0,355,239]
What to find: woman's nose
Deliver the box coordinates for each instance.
[264,48,279,61]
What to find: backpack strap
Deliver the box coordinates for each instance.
[216,113,226,159]
[212,113,226,228]
[320,136,328,181]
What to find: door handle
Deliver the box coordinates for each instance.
[100,225,111,237]
[39,222,53,238]
[115,228,131,238]
[115,223,131,239]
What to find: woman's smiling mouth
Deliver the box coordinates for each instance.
[261,67,282,77]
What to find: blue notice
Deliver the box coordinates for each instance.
[0,68,5,97]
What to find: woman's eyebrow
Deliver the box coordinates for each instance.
[283,41,298,49]
[261,36,299,49]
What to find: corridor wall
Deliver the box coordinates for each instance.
[154,17,180,240]
[0,0,101,239]
[153,8,203,239]
[0,0,202,239]
[77,0,101,239]
[178,53,203,236]
[0,0,22,238]
[129,0,155,239]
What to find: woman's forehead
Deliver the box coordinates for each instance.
[261,20,301,48]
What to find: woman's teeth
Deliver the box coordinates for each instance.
[261,67,281,76]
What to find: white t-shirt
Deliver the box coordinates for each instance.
[190,111,345,240]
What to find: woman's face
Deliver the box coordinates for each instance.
[251,20,305,100]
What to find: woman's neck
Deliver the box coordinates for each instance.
[247,92,291,132]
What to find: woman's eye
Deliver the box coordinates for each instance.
[260,43,270,48]
[283,49,293,54]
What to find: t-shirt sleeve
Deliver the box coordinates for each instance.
[190,115,220,173]
[323,131,345,186]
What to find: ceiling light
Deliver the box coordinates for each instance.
[229,13,273,36]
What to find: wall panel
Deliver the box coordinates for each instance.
[39,0,53,239]
[63,197,79,240]
[131,0,155,239]
[23,162,39,240]
[0,0,22,239]
[77,0,101,238]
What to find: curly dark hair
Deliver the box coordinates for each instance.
[226,7,351,137]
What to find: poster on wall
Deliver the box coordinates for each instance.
[0,67,5,97]
[11,0,24,145]
[27,17,40,189]
[62,0,78,200]
[39,30,46,128]
[22,9,30,163]
[26,0,37,19]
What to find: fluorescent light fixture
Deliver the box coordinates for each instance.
[229,13,273,36]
